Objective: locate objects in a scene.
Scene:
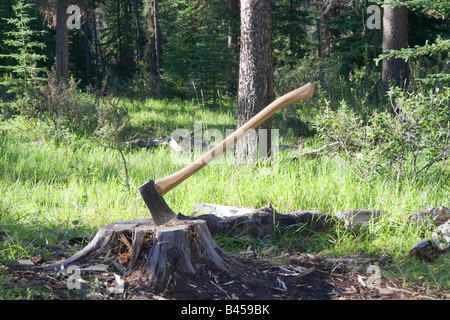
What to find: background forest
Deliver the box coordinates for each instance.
[0,0,448,102]
[0,0,449,299]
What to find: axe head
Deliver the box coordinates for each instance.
[138,180,178,226]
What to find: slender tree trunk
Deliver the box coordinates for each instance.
[288,0,294,69]
[153,0,163,98]
[382,1,409,95]
[227,0,239,52]
[133,0,143,64]
[144,0,157,97]
[317,18,323,58]
[227,0,239,95]
[82,0,91,86]
[436,53,449,91]
[92,10,106,83]
[236,0,274,167]
[317,17,324,80]
[116,0,123,78]
[372,29,380,106]
[55,0,69,84]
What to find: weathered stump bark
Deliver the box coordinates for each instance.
[44,219,235,291]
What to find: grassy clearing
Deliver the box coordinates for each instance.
[0,98,449,298]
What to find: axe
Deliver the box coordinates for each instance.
[139,82,314,225]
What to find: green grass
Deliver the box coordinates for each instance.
[0,98,449,298]
[124,98,237,138]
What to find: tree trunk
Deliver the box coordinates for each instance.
[317,18,324,80]
[227,0,239,95]
[82,0,91,86]
[153,0,163,98]
[236,0,274,167]
[183,204,336,238]
[143,0,156,97]
[317,18,323,59]
[227,0,239,54]
[55,0,69,84]
[382,2,409,95]
[133,0,143,64]
[116,0,123,78]
[92,10,106,84]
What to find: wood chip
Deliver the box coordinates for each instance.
[276,277,287,291]
[107,273,125,294]
[357,275,367,287]
[18,259,34,266]
[340,286,358,295]
[80,264,109,272]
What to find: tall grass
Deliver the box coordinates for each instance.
[0,98,448,292]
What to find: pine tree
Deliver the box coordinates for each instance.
[237,0,274,166]
[101,0,138,81]
[382,0,409,95]
[375,0,450,89]
[0,0,47,94]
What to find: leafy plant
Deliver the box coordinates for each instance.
[313,98,374,157]
[371,87,449,182]
[313,87,449,183]
[93,98,132,190]
[22,69,99,143]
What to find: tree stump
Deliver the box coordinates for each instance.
[42,205,338,294]
[45,219,236,291]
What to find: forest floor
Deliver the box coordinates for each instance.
[5,246,448,300]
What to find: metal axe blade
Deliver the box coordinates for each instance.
[138,180,177,226]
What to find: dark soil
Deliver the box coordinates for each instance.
[5,248,448,301]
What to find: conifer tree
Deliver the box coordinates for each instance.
[237,0,274,166]
[0,0,47,94]
[376,0,450,89]
[382,0,409,95]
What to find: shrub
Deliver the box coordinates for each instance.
[313,99,374,157]
[372,87,449,182]
[17,69,99,142]
[312,87,450,183]
[93,98,132,190]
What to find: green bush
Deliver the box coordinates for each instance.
[16,69,98,142]
[372,87,449,182]
[8,69,135,148]
[313,99,374,156]
[313,87,450,183]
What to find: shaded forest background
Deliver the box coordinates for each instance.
[0,1,449,177]
[1,0,448,108]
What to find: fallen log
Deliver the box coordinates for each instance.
[179,205,337,238]
[292,142,339,159]
[125,137,170,148]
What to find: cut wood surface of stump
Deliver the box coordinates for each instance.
[44,219,236,292]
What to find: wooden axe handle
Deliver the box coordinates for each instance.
[155,82,314,196]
